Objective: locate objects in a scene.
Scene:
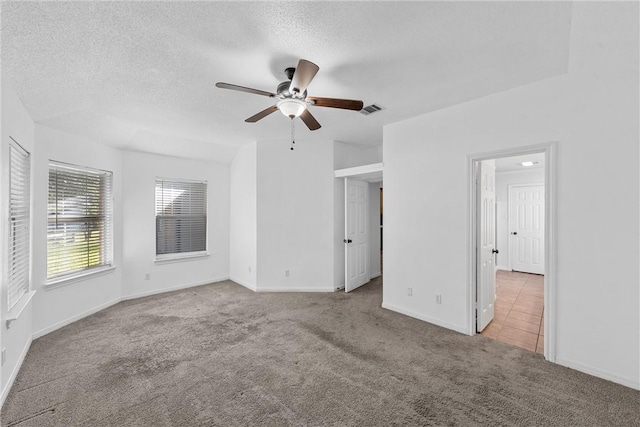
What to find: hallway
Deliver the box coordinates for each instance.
[480,270,544,353]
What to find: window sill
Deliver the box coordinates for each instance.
[154,253,209,264]
[6,290,36,329]
[45,266,116,290]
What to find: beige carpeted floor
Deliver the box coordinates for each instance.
[2,277,639,426]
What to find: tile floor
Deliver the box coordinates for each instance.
[480,270,544,353]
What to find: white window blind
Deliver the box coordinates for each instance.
[8,138,30,311]
[47,161,113,281]
[155,178,207,257]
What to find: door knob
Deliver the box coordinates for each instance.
[511,232,518,235]
[492,249,499,254]
[343,239,352,244]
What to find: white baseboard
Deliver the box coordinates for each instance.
[230,278,335,293]
[256,286,335,293]
[230,277,257,292]
[381,302,468,335]
[496,265,510,271]
[32,297,122,340]
[0,336,32,407]
[370,272,381,279]
[555,357,640,391]
[122,276,230,301]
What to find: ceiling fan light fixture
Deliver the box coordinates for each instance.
[277,98,307,118]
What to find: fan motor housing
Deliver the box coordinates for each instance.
[277,81,307,99]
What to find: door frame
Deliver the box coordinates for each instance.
[507,183,544,272]
[467,142,556,362]
[334,163,383,291]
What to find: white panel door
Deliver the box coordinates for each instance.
[477,161,496,332]
[509,185,545,274]
[345,179,369,292]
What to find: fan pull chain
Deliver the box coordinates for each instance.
[290,117,295,150]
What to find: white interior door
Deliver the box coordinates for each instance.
[509,185,545,274]
[345,179,369,292]
[477,160,497,332]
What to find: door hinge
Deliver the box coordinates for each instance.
[473,302,478,309]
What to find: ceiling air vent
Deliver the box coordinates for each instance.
[360,103,385,116]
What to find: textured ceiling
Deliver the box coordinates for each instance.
[1,1,572,162]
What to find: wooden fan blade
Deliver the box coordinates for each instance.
[308,96,364,111]
[289,59,319,95]
[216,82,276,98]
[300,109,321,131]
[245,105,279,123]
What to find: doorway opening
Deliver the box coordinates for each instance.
[335,163,383,293]
[469,144,555,360]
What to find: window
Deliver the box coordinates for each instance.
[155,178,207,259]
[8,138,30,311]
[47,161,113,282]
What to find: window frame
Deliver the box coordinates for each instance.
[154,177,208,262]
[46,160,114,286]
[7,137,31,311]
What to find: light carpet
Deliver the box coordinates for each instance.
[2,278,638,426]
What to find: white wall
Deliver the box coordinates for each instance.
[231,139,370,292]
[230,143,257,290]
[256,139,334,291]
[1,80,35,403]
[121,151,230,299]
[495,169,545,269]
[31,126,124,337]
[383,2,639,389]
[334,142,382,170]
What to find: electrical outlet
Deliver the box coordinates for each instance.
[1,348,6,366]
[407,287,413,296]
[436,294,442,304]
[285,270,290,277]
[145,273,151,281]
[248,266,252,273]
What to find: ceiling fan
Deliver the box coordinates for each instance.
[215,59,364,132]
